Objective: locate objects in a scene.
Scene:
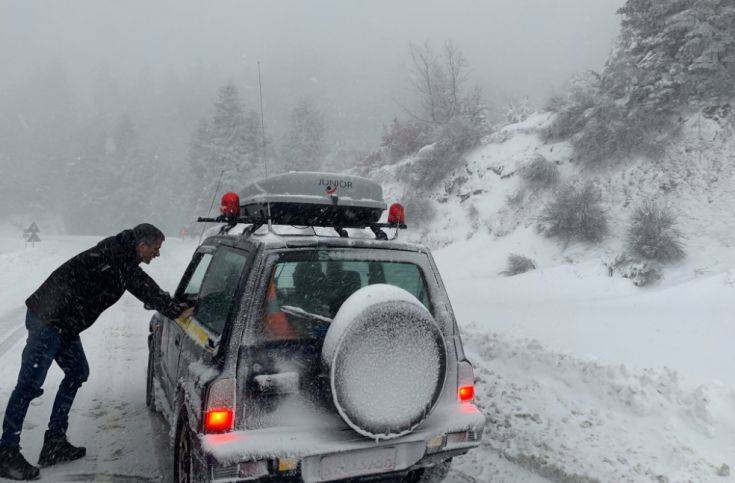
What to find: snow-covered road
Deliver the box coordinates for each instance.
[0,299,173,482]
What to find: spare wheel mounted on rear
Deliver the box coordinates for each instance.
[322,284,447,440]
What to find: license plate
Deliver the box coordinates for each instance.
[320,448,397,480]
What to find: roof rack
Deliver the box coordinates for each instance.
[196,172,407,240]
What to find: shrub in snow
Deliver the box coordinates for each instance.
[503,95,534,124]
[626,201,685,263]
[380,117,430,162]
[408,116,484,188]
[544,93,566,113]
[543,72,600,143]
[403,196,436,225]
[548,88,665,165]
[506,190,525,207]
[620,260,663,287]
[570,99,637,164]
[436,116,484,154]
[607,253,663,287]
[500,254,537,277]
[521,154,560,189]
[538,182,608,243]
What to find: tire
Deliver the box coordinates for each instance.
[322,284,447,439]
[173,415,194,483]
[145,348,155,410]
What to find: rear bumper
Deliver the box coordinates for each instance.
[198,403,485,482]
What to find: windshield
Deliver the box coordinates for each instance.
[259,259,431,342]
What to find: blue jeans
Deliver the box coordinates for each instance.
[1,311,89,447]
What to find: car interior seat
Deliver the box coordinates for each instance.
[291,262,328,314]
[327,270,362,315]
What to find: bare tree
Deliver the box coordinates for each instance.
[406,40,481,125]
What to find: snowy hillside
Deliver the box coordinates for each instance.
[370,110,735,481]
[376,110,735,250]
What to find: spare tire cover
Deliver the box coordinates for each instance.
[322,284,447,439]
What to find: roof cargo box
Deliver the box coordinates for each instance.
[238,172,387,228]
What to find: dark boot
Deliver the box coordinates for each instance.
[37,430,86,467]
[0,444,40,480]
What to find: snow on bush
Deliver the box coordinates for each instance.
[500,254,537,277]
[610,256,663,287]
[322,284,446,439]
[521,154,560,189]
[503,95,534,124]
[404,116,485,189]
[403,195,436,225]
[538,182,608,243]
[380,117,430,162]
[506,190,525,207]
[626,201,686,263]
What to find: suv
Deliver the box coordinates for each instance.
[146,172,484,482]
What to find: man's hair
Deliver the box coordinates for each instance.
[133,223,165,245]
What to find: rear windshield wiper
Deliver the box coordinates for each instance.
[280,305,333,324]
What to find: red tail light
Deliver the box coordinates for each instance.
[204,378,236,433]
[458,360,475,403]
[220,192,241,218]
[204,407,234,433]
[458,385,475,402]
[388,203,405,225]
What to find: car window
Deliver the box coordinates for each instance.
[182,253,213,297]
[259,259,430,342]
[195,249,249,335]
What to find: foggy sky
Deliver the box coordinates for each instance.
[1,0,623,149]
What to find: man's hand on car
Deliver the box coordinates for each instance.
[178,303,194,319]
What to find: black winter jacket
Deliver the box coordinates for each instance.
[26,229,182,337]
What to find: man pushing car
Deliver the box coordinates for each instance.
[0,223,193,480]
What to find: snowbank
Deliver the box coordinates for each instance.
[457,327,735,482]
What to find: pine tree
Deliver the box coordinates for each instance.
[281,98,326,171]
[188,83,264,215]
[189,119,212,182]
[210,83,252,185]
[610,0,735,111]
[549,0,735,164]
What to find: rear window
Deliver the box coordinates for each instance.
[260,259,430,342]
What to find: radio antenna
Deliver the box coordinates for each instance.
[198,168,225,246]
[257,61,269,178]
